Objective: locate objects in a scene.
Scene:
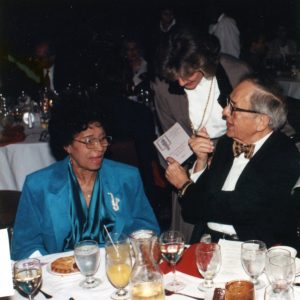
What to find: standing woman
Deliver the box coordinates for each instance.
[12,96,159,260]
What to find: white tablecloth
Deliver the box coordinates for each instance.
[278,78,300,100]
[0,128,55,191]
[7,249,300,300]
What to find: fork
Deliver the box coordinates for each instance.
[164,288,204,300]
[40,289,53,299]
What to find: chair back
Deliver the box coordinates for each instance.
[0,190,21,229]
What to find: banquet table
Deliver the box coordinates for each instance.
[277,77,300,100]
[0,127,55,191]
[8,240,300,300]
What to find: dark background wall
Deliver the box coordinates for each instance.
[1,0,299,56]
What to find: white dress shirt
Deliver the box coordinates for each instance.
[209,13,240,58]
[208,131,273,235]
[185,76,226,139]
[43,65,55,91]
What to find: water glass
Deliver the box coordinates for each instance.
[74,240,101,288]
[196,242,221,291]
[265,248,291,284]
[14,258,42,300]
[241,240,266,289]
[267,255,295,291]
[264,284,294,300]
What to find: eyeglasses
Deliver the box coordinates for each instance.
[226,98,260,115]
[73,136,112,149]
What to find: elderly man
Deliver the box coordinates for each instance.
[165,76,300,247]
[152,28,251,240]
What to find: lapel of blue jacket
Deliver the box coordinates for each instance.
[99,159,126,234]
[46,157,71,250]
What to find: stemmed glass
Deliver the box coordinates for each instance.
[106,247,132,299]
[195,242,221,291]
[264,254,296,299]
[105,232,131,300]
[265,248,291,283]
[14,258,42,300]
[105,233,131,259]
[74,240,101,289]
[159,230,185,292]
[241,240,267,290]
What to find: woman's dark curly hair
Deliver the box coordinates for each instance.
[48,94,108,160]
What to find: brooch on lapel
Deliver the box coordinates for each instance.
[107,192,120,211]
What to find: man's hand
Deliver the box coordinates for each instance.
[189,127,214,172]
[165,157,189,189]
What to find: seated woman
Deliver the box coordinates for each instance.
[11,96,160,260]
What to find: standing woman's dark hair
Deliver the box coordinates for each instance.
[155,27,221,81]
[48,95,108,160]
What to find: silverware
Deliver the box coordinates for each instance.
[165,288,204,300]
[40,289,53,299]
[293,282,300,286]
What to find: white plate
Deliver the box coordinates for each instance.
[45,259,81,277]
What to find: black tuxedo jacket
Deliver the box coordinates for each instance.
[180,131,300,247]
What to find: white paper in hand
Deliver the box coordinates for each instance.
[0,228,14,297]
[153,122,193,164]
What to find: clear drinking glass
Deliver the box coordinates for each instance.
[105,233,131,259]
[241,240,267,289]
[264,284,294,300]
[74,240,101,288]
[267,255,296,291]
[265,248,291,284]
[106,248,132,300]
[196,242,222,291]
[14,258,42,300]
[159,230,185,292]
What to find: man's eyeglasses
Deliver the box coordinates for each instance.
[73,136,112,149]
[226,98,260,115]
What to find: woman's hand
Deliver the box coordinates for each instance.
[165,157,189,189]
[189,127,214,172]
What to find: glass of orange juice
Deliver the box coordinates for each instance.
[106,246,132,300]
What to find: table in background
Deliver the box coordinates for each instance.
[277,77,300,100]
[0,127,55,191]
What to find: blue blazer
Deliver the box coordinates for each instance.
[12,158,160,260]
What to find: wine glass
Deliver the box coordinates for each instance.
[195,242,221,291]
[264,284,294,300]
[74,240,101,288]
[159,230,185,292]
[14,258,42,300]
[106,247,132,299]
[241,240,267,289]
[266,255,296,292]
[265,248,291,284]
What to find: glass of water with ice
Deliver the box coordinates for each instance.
[74,240,101,288]
[241,240,267,290]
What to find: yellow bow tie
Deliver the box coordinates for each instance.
[232,141,255,159]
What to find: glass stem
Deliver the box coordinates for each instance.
[86,275,95,284]
[171,263,177,283]
[28,295,33,300]
[116,288,127,296]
